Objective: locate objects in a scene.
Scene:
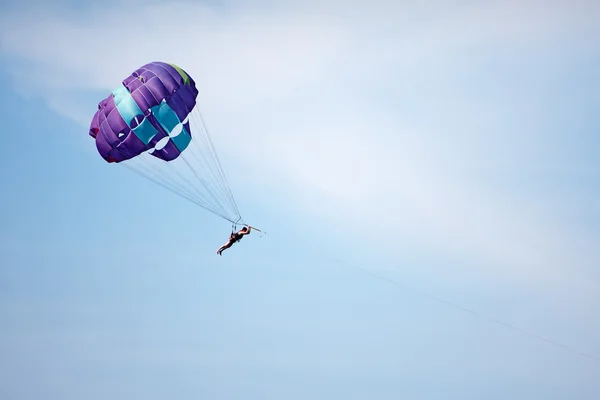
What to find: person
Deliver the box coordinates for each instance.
[217,226,251,255]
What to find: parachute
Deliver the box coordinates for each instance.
[89,61,244,225]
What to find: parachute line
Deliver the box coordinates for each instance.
[118,106,244,224]
[192,110,241,217]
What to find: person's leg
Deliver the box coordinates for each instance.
[217,241,233,255]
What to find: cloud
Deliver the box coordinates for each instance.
[1,0,599,291]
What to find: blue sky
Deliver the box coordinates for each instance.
[1,0,599,399]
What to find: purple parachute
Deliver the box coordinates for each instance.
[89,62,198,163]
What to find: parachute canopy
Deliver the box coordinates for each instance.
[90,62,197,163]
[89,62,243,225]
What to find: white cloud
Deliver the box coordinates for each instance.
[1,0,599,292]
